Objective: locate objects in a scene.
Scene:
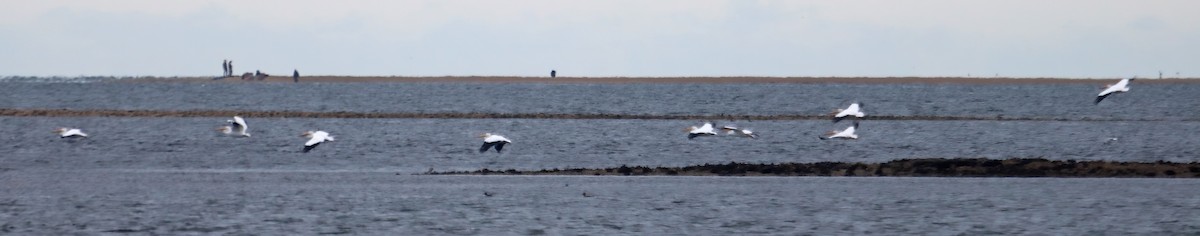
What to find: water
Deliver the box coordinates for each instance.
[2,172,1198,234]
[2,80,1199,234]
[2,82,1198,120]
[3,117,1199,174]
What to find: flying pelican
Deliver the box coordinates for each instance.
[1095,77,1134,104]
[478,133,512,153]
[686,122,717,139]
[54,128,88,138]
[217,116,250,137]
[721,125,758,139]
[301,131,335,153]
[820,121,859,140]
[831,102,865,123]
[736,128,758,139]
[721,125,739,133]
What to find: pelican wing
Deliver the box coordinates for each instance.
[494,142,507,153]
[1097,86,1121,97]
[741,129,757,139]
[484,135,510,143]
[846,103,860,113]
[231,116,248,133]
[305,132,328,146]
[304,136,323,147]
[721,126,737,133]
[1094,93,1112,104]
[1114,78,1130,88]
[479,142,496,153]
[833,103,861,122]
[693,123,716,134]
[62,129,87,137]
[303,142,320,153]
[1096,78,1130,98]
[827,124,858,139]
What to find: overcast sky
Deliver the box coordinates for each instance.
[1,0,1197,78]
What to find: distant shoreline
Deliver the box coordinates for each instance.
[111,76,1200,84]
[428,158,1200,178]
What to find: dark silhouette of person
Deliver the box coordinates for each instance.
[222,60,227,77]
[551,70,556,78]
[293,69,299,83]
[228,61,234,77]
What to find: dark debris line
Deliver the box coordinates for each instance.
[427,158,1200,178]
[0,108,1184,122]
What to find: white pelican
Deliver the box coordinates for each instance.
[221,116,250,137]
[686,122,717,139]
[1095,78,1134,104]
[831,102,865,123]
[478,133,512,153]
[54,127,88,138]
[736,128,758,139]
[720,125,758,139]
[820,121,859,140]
[301,131,335,153]
[720,125,739,133]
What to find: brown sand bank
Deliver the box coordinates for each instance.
[127,76,1200,84]
[430,158,1200,178]
[0,108,1171,121]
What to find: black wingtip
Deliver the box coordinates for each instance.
[480,142,497,153]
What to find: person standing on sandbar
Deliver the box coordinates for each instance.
[222,60,228,77]
[293,69,300,83]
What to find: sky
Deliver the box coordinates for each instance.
[1,0,1197,78]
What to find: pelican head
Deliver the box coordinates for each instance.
[301,131,314,137]
[478,133,493,138]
